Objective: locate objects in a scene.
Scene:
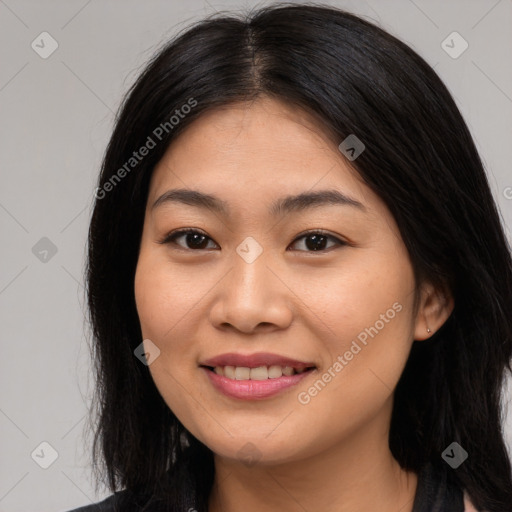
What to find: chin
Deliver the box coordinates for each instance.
[196,431,308,467]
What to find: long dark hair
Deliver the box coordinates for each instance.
[84,3,512,510]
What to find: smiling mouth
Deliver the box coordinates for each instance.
[201,365,316,380]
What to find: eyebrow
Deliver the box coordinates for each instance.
[152,188,366,216]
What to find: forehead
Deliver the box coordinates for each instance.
[150,97,366,198]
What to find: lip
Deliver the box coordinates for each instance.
[201,366,315,400]
[199,352,317,400]
[200,352,316,370]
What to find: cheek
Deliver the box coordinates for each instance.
[297,257,414,351]
[134,256,204,426]
[134,250,203,343]
[134,255,194,394]
[298,251,416,403]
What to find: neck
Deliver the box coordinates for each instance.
[207,406,417,512]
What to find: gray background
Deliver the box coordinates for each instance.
[1,0,511,510]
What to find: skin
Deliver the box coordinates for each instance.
[134,96,454,512]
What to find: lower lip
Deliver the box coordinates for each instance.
[201,367,314,400]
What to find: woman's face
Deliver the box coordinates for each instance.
[134,97,436,464]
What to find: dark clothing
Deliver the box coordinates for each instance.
[64,462,466,511]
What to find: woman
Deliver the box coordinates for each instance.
[69,3,512,511]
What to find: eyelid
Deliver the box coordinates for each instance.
[289,229,347,251]
[158,228,347,251]
[157,228,215,247]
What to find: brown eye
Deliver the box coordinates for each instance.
[159,229,218,250]
[289,231,346,252]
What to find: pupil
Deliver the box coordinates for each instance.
[307,234,326,251]
[188,233,207,249]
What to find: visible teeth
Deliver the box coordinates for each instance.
[250,366,269,380]
[224,366,235,379]
[234,367,250,380]
[212,365,310,380]
[268,365,283,379]
[282,366,294,376]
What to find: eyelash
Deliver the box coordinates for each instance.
[157,228,347,253]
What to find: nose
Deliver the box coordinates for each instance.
[208,247,293,334]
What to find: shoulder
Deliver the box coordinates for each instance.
[62,489,134,512]
[62,487,173,512]
[63,495,116,511]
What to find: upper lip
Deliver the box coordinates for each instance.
[200,352,316,370]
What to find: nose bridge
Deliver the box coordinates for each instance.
[230,236,271,302]
[210,236,292,332]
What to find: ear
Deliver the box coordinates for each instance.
[413,281,454,341]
